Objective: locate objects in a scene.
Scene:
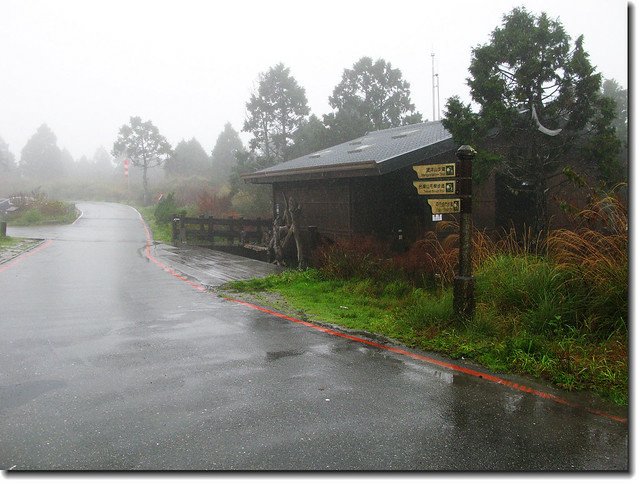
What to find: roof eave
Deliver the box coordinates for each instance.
[376,137,457,175]
[243,160,379,184]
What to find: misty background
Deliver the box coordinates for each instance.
[0,0,628,160]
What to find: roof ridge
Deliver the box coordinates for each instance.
[246,120,452,180]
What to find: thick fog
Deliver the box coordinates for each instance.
[0,0,628,161]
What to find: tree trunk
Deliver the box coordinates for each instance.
[533,177,548,239]
[142,164,149,205]
[287,196,306,269]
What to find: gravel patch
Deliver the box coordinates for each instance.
[0,238,44,265]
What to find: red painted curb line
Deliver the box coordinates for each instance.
[139,217,207,293]
[0,239,53,273]
[226,298,628,425]
[137,212,627,426]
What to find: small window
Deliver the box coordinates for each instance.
[349,136,372,145]
[347,144,372,154]
[308,150,332,159]
[392,129,420,139]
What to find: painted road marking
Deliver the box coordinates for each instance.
[0,239,53,274]
[136,211,206,293]
[136,209,627,426]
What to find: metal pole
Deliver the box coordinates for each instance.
[436,73,440,120]
[431,52,436,122]
[453,145,476,319]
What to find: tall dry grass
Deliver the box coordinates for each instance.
[317,188,628,336]
[395,219,547,286]
[547,192,628,334]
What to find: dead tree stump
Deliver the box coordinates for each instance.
[267,194,307,269]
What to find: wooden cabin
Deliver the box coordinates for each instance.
[243,121,594,246]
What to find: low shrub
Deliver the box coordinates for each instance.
[6,190,77,225]
[20,208,44,225]
[196,189,233,217]
[382,279,413,298]
[154,192,180,224]
[396,289,454,330]
[393,228,458,287]
[475,254,560,313]
[315,236,396,281]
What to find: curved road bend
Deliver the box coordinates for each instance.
[0,202,628,470]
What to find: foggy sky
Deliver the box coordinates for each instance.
[0,0,629,162]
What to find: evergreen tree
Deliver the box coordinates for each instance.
[20,124,64,180]
[243,63,310,167]
[288,114,332,159]
[442,7,620,232]
[602,78,628,167]
[0,136,17,173]
[0,136,18,195]
[324,57,422,144]
[93,146,114,177]
[164,137,210,178]
[211,123,244,185]
[60,148,75,176]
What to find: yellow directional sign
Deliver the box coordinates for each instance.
[413,180,456,195]
[427,198,461,214]
[413,163,455,179]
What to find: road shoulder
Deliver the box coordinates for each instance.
[0,238,45,265]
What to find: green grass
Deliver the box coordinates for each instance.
[136,204,251,247]
[136,202,206,245]
[225,267,628,406]
[136,205,173,244]
[8,203,79,226]
[0,235,22,249]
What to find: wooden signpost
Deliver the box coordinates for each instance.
[412,145,477,319]
[413,163,456,179]
[413,180,457,196]
[427,198,460,213]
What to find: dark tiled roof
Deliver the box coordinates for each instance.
[244,121,455,183]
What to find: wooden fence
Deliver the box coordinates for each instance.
[171,215,270,246]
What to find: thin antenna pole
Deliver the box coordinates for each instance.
[431,52,436,122]
[436,73,440,120]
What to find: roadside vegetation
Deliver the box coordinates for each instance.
[4,190,78,226]
[0,235,21,249]
[226,190,628,406]
[137,192,200,245]
[137,188,248,246]
[136,204,175,245]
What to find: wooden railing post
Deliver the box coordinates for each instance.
[171,215,178,242]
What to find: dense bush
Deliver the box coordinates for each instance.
[195,188,233,217]
[154,192,180,224]
[230,185,272,218]
[314,189,628,343]
[6,189,77,225]
[315,236,397,281]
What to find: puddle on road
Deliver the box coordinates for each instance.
[0,380,66,410]
[265,349,306,362]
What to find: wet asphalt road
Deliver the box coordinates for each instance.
[0,202,628,471]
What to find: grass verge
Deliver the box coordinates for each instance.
[136,205,173,244]
[7,202,79,226]
[0,235,22,250]
[225,268,627,407]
